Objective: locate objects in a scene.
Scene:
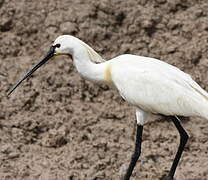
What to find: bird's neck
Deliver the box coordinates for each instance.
[72,48,107,83]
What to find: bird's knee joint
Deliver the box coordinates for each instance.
[180,131,189,142]
[184,132,189,140]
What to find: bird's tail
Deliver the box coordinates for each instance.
[190,81,208,120]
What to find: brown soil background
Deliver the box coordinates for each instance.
[0,0,208,180]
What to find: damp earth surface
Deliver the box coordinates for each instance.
[0,0,208,180]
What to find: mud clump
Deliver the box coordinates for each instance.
[1,0,208,180]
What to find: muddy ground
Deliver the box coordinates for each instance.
[0,0,208,179]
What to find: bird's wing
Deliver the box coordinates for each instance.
[110,55,208,117]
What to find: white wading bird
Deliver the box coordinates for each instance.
[8,35,208,180]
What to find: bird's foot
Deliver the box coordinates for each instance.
[160,174,175,180]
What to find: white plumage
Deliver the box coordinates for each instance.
[109,55,208,122]
[8,35,208,180]
[53,35,208,125]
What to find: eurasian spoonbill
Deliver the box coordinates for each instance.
[8,35,208,180]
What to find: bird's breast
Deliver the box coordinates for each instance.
[104,64,113,84]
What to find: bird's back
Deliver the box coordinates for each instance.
[109,54,208,119]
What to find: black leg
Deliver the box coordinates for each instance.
[124,124,143,180]
[165,116,189,180]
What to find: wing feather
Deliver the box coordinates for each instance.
[110,55,208,117]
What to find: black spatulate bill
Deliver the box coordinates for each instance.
[7,46,56,96]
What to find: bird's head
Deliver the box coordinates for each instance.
[7,35,104,96]
[7,35,74,95]
[53,35,77,56]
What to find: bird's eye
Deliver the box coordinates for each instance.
[54,44,61,48]
[53,44,61,48]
